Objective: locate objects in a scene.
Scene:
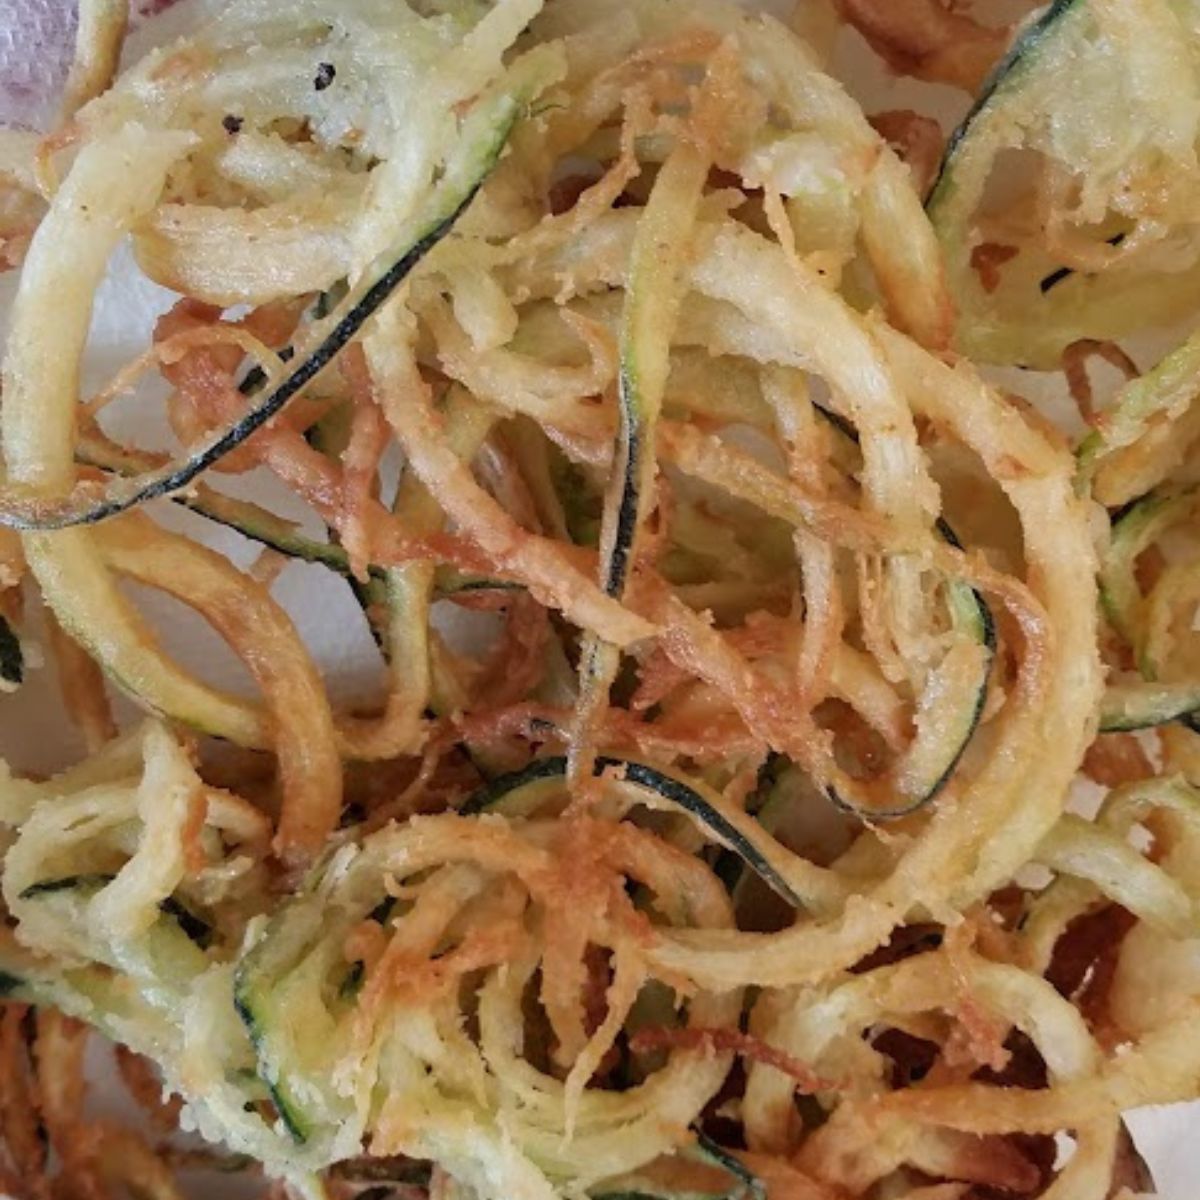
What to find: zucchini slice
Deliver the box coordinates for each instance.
[0,926,296,1174]
[9,205,474,529]
[80,431,513,602]
[1098,485,1200,729]
[1077,335,1200,502]
[233,861,391,1151]
[808,407,997,817]
[1100,680,1200,733]
[1099,487,1198,651]
[0,924,184,1050]
[928,0,1200,367]
[462,754,806,910]
[18,873,213,977]
[593,1132,764,1200]
[233,915,335,1144]
[605,146,709,598]
[20,872,119,897]
[593,1135,763,1200]
[572,143,709,777]
[824,570,994,819]
[78,431,371,579]
[692,1133,765,1200]
[0,76,536,532]
[303,401,381,636]
[820,518,995,820]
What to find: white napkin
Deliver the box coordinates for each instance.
[0,0,193,129]
[0,0,75,128]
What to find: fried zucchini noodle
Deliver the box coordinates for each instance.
[3,0,1200,1198]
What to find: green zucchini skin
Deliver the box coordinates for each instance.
[1100,683,1200,733]
[2,88,528,534]
[693,1132,765,1200]
[812,403,995,640]
[619,760,800,906]
[20,874,214,949]
[6,205,476,531]
[179,94,549,1147]
[302,401,384,642]
[887,519,997,809]
[922,0,1193,367]
[716,756,788,900]
[938,518,997,650]
[590,1131,765,1200]
[927,0,1082,207]
[78,437,515,602]
[464,551,993,829]
[338,896,395,1001]
[160,897,215,949]
[1099,489,1171,644]
[1099,487,1198,645]
[826,599,993,819]
[232,987,313,1145]
[232,878,365,1148]
[607,363,643,596]
[0,615,22,688]
[462,754,805,909]
[460,755,575,814]
[804,408,996,817]
[0,970,22,997]
[20,874,118,898]
[811,404,995,657]
[1098,488,1200,731]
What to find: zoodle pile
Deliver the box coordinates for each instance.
[4,0,1200,1196]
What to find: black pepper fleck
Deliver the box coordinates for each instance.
[314,62,336,91]
[222,114,243,134]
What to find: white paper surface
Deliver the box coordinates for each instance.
[0,1,1198,1195]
